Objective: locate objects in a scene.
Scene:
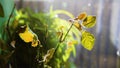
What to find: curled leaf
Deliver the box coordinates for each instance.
[10,40,16,48]
[56,32,63,37]
[77,12,87,20]
[73,21,82,31]
[81,31,95,50]
[31,36,41,47]
[82,15,96,28]
[43,48,55,63]
[56,31,63,42]
[53,10,74,18]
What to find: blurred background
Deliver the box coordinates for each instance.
[14,0,120,68]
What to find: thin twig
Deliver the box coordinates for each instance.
[54,43,60,55]
[53,22,74,56]
[61,23,74,42]
[6,4,15,39]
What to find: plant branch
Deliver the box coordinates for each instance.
[54,22,74,56]
[54,43,60,55]
[61,23,74,42]
[6,4,15,39]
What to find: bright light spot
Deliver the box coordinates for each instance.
[117,50,120,56]
[55,14,58,18]
[88,3,91,7]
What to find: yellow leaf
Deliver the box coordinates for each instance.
[73,21,82,31]
[82,15,96,28]
[81,31,95,50]
[19,26,34,42]
[19,25,40,47]
[77,12,87,20]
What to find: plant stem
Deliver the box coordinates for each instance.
[6,4,15,40]
[54,22,74,55]
[61,23,74,42]
[54,43,60,55]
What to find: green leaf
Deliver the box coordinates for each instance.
[62,46,73,62]
[0,3,4,17]
[0,0,14,27]
[53,10,74,18]
[82,15,96,28]
[81,31,95,50]
[0,0,14,17]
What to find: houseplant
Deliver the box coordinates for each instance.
[0,1,96,68]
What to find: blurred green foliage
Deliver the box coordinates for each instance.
[0,1,15,67]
